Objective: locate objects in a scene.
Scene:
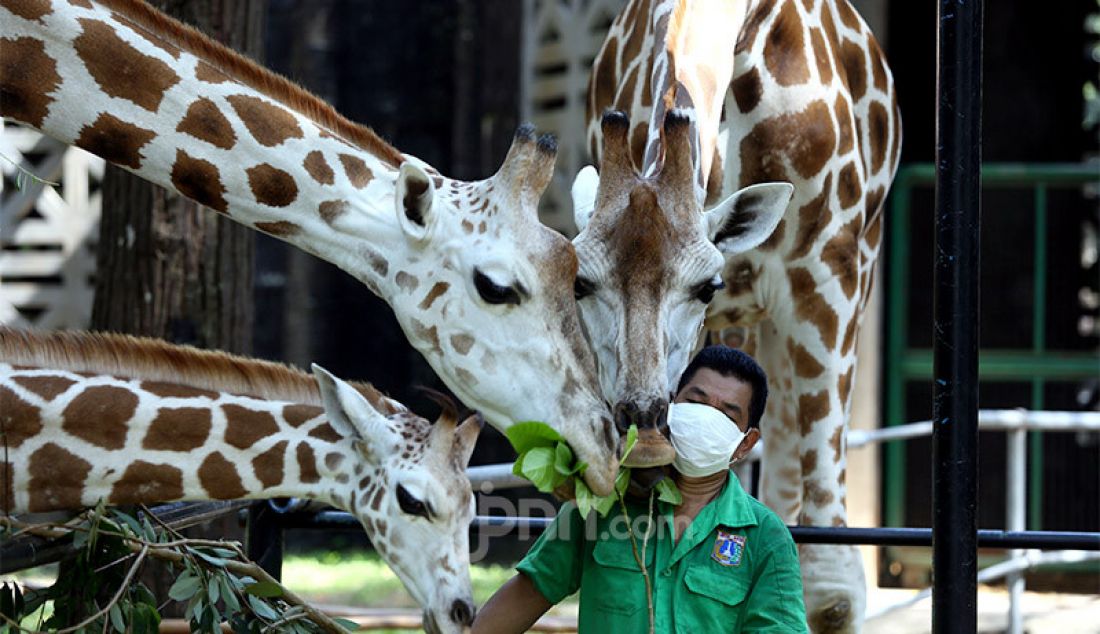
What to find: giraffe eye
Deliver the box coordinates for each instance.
[473,269,522,305]
[396,484,430,519]
[692,278,725,304]
[574,276,596,300]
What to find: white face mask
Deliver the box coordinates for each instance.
[667,402,746,477]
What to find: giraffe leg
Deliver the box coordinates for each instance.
[752,321,803,521]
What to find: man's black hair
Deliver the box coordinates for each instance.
[676,345,768,429]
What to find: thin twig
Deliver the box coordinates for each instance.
[617,494,655,634]
[53,544,148,634]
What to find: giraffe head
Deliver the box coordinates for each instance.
[382,126,618,494]
[312,365,481,633]
[570,110,792,466]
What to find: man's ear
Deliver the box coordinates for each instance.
[395,162,436,240]
[730,428,761,464]
[571,165,599,233]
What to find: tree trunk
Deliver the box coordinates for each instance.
[90,0,266,617]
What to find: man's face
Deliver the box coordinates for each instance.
[673,367,754,433]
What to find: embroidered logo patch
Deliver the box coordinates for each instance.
[711,531,746,567]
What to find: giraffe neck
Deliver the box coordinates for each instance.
[1,0,421,296]
[0,362,362,514]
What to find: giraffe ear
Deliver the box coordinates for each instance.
[312,364,395,457]
[704,182,793,254]
[452,413,484,467]
[395,162,436,241]
[571,165,599,233]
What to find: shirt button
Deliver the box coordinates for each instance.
[661,569,672,577]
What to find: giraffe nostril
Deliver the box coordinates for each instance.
[450,599,475,626]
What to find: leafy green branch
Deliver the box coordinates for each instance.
[0,153,59,191]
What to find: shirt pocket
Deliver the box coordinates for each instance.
[584,538,655,618]
[677,565,751,633]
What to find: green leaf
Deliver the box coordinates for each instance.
[208,577,221,605]
[594,492,617,517]
[188,546,229,567]
[574,481,595,518]
[243,581,284,598]
[72,527,89,549]
[504,421,563,454]
[109,603,125,633]
[620,424,639,462]
[518,446,558,493]
[333,617,360,631]
[553,442,575,476]
[511,452,526,478]
[113,511,145,538]
[168,573,201,601]
[614,468,632,497]
[221,581,241,613]
[247,595,279,621]
[656,478,682,505]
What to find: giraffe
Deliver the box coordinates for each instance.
[0,327,481,633]
[572,1,902,632]
[0,0,619,495]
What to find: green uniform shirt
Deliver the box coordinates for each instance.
[517,472,808,633]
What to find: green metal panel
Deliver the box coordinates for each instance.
[882,163,1099,532]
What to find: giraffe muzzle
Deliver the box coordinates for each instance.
[613,400,675,467]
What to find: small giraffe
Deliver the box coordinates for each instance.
[0,327,481,633]
[575,1,902,631]
[0,0,618,495]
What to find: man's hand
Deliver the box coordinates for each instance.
[472,572,552,633]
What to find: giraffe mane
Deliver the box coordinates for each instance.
[95,0,406,168]
[0,327,398,412]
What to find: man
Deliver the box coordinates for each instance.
[473,346,808,633]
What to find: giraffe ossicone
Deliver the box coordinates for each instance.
[583,1,902,631]
[571,109,791,467]
[0,327,479,633]
[0,0,618,496]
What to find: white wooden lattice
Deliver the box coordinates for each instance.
[522,0,624,235]
[0,120,103,330]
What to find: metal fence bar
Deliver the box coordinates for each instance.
[933,1,984,632]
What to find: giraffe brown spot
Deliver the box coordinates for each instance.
[764,1,809,86]
[375,518,389,535]
[177,98,235,150]
[450,334,474,355]
[821,216,860,298]
[835,0,863,32]
[889,93,901,170]
[831,514,846,527]
[620,0,649,64]
[801,449,818,477]
[838,368,854,412]
[614,65,640,114]
[836,162,862,210]
[319,200,348,225]
[820,4,839,52]
[255,220,301,237]
[309,423,343,444]
[198,452,248,499]
[223,404,279,450]
[456,367,478,387]
[810,28,832,84]
[863,187,885,249]
[2,0,52,20]
[140,381,217,399]
[735,0,775,55]
[69,0,93,7]
[253,440,288,489]
[324,452,345,471]
[75,112,155,170]
[731,68,762,114]
[284,404,323,428]
[788,340,825,378]
[868,100,889,173]
[339,154,373,189]
[869,38,888,92]
[841,314,859,356]
[13,375,75,401]
[304,150,335,185]
[590,37,618,124]
[0,36,61,128]
[418,282,450,310]
[834,95,854,155]
[788,267,839,349]
[247,163,298,208]
[0,385,43,448]
[227,94,303,147]
[109,461,183,504]
[438,556,456,575]
[461,219,474,234]
[790,173,833,259]
[365,250,389,278]
[143,407,212,451]
[829,424,845,466]
[395,272,418,293]
[297,442,321,484]
[839,40,867,102]
[194,60,228,83]
[370,486,385,512]
[110,11,179,59]
[0,461,12,514]
[171,149,228,213]
[74,18,180,111]
[411,320,442,355]
[804,478,835,508]
[798,389,830,436]
[61,385,137,449]
[740,100,836,183]
[27,443,91,511]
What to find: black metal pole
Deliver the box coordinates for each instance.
[246,501,284,581]
[933,1,983,632]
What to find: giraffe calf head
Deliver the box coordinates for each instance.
[571,110,792,467]
[312,365,480,633]
[384,125,619,496]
